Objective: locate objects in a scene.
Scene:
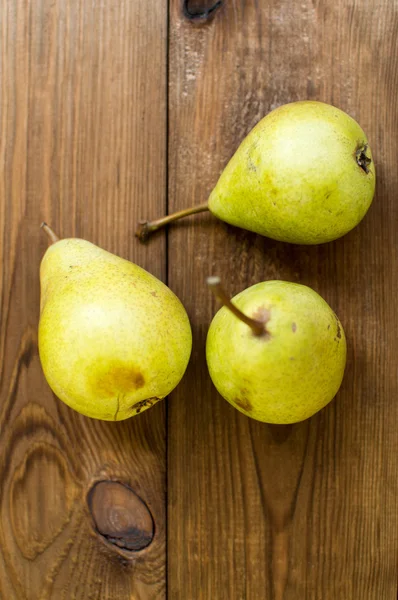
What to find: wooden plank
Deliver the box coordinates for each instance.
[0,1,167,598]
[167,0,398,598]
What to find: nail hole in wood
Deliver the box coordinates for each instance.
[183,0,223,23]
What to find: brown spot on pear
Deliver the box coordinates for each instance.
[234,396,253,413]
[132,397,162,415]
[90,362,145,398]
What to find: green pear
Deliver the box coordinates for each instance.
[38,224,192,420]
[206,278,346,424]
[137,101,375,244]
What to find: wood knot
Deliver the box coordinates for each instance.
[183,0,223,23]
[88,481,154,552]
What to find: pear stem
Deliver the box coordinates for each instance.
[207,276,266,337]
[41,222,60,244]
[136,202,209,243]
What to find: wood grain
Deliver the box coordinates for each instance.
[167,0,398,598]
[2,0,398,598]
[0,1,167,598]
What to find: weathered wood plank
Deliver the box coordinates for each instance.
[167,1,398,598]
[0,1,167,598]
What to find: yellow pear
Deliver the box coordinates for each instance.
[137,101,375,244]
[38,225,192,420]
[206,278,346,424]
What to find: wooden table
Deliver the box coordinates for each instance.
[1,1,397,598]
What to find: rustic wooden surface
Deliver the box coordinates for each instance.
[167,0,398,599]
[0,1,167,598]
[1,0,397,599]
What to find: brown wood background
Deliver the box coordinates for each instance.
[1,0,397,598]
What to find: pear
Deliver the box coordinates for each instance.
[206,277,346,424]
[38,224,192,420]
[137,101,375,244]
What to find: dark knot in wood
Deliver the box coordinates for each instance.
[88,481,154,552]
[183,0,223,23]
